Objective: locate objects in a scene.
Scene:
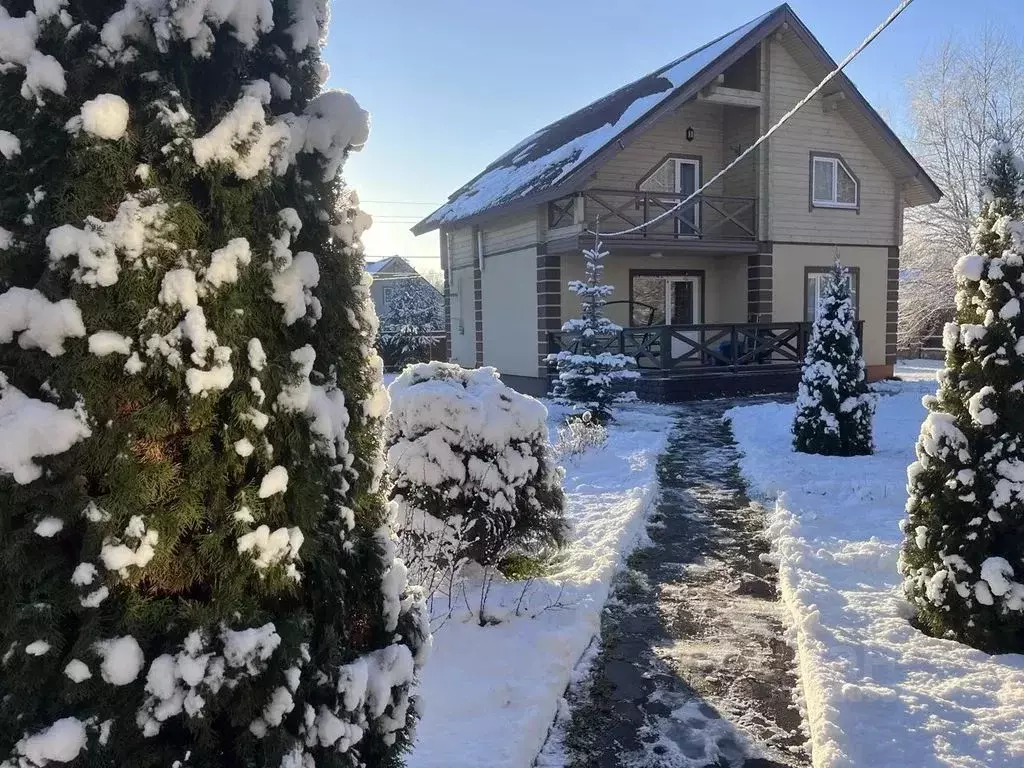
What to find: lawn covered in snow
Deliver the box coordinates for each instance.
[407,403,674,768]
[725,374,1024,768]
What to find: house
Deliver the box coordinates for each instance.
[412,3,941,400]
[365,256,443,332]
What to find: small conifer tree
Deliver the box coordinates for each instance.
[0,3,427,766]
[547,241,638,421]
[900,145,1024,653]
[379,279,440,370]
[792,259,874,456]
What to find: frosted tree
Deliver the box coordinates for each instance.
[547,241,638,421]
[901,145,1024,653]
[379,280,440,369]
[0,3,428,767]
[792,259,874,456]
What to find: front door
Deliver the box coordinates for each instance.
[666,276,702,358]
[675,158,700,236]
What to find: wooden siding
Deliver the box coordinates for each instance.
[721,105,759,204]
[480,211,538,255]
[448,227,476,270]
[586,100,736,196]
[766,37,900,246]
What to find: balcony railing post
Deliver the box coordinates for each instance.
[619,330,626,356]
[659,326,671,370]
[730,324,738,370]
[642,194,648,238]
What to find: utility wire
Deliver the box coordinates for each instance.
[588,0,915,238]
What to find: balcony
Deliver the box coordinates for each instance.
[547,189,758,252]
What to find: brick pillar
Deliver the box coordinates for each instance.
[473,266,483,367]
[537,247,561,379]
[886,246,899,366]
[747,246,773,322]
[441,230,451,361]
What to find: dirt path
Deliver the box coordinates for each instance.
[559,399,807,768]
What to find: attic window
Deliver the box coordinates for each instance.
[811,153,858,209]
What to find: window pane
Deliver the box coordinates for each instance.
[813,159,834,202]
[836,164,857,204]
[806,274,818,320]
[631,275,666,325]
[639,159,675,194]
[671,280,695,324]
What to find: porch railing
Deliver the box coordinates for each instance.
[548,321,865,374]
[554,189,757,242]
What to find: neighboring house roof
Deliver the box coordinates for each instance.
[365,256,443,296]
[413,3,940,235]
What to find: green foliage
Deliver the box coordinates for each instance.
[792,259,874,456]
[900,145,1024,653]
[0,2,426,765]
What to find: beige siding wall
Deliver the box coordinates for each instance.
[772,244,889,367]
[481,212,538,254]
[481,247,538,377]
[448,227,475,270]
[560,251,749,328]
[448,264,476,366]
[766,39,899,246]
[586,100,755,198]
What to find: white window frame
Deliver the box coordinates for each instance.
[805,268,858,321]
[810,153,858,210]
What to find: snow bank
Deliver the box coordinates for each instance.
[726,383,1024,767]
[407,403,672,768]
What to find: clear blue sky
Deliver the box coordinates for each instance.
[324,0,1015,269]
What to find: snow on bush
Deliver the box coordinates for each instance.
[554,410,608,459]
[75,93,130,140]
[386,363,567,618]
[547,241,638,421]
[792,259,874,456]
[901,145,1024,652]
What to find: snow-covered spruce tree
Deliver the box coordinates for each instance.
[900,145,1024,653]
[792,259,874,456]
[0,3,428,767]
[378,280,438,370]
[546,241,638,421]
[386,363,568,612]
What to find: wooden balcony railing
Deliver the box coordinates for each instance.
[553,189,758,242]
[548,321,864,374]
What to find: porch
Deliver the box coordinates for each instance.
[547,321,864,401]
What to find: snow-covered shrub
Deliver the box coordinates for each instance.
[547,241,639,421]
[792,259,874,456]
[901,145,1024,653]
[386,363,568,616]
[555,411,609,459]
[0,4,427,765]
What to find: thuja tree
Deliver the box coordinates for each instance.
[378,280,439,370]
[901,145,1024,653]
[546,240,638,421]
[0,2,428,766]
[792,259,874,456]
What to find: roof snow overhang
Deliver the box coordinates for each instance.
[413,3,939,236]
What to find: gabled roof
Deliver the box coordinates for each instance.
[365,255,415,275]
[413,3,940,235]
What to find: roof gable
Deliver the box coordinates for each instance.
[413,7,781,234]
[414,3,940,235]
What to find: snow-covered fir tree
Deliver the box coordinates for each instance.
[386,363,567,606]
[378,280,439,370]
[546,241,638,421]
[0,3,428,766]
[792,259,874,456]
[901,145,1024,653]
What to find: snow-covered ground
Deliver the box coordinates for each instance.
[725,367,1024,768]
[894,357,942,382]
[408,403,673,768]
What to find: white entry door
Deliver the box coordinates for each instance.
[675,158,700,236]
[666,276,702,358]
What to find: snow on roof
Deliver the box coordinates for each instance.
[414,7,778,233]
[365,258,393,274]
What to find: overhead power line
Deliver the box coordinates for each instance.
[588,0,916,238]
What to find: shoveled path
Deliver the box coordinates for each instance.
[562,398,808,768]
